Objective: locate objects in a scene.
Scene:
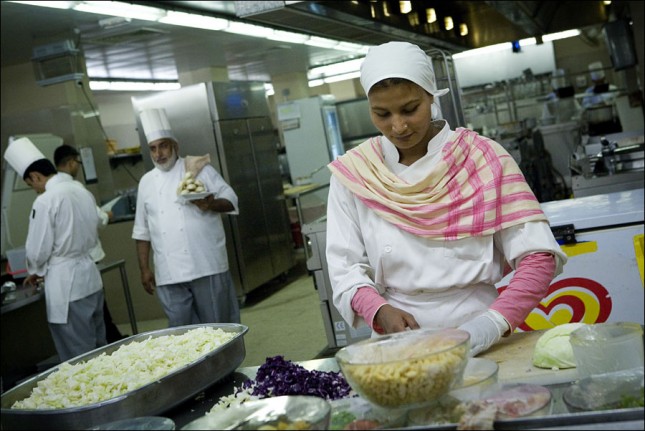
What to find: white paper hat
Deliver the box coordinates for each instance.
[360,41,449,97]
[3,137,46,178]
[588,61,605,81]
[139,108,176,144]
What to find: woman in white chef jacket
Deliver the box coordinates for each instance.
[325,42,568,356]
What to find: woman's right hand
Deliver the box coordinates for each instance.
[373,304,420,334]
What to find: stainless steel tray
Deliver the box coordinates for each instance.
[1,323,248,430]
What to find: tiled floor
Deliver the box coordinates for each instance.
[115,251,331,368]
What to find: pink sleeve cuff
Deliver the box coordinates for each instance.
[351,287,388,331]
[491,252,556,331]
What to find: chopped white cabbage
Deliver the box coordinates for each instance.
[12,327,235,410]
[532,323,587,369]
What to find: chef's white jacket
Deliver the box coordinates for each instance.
[132,158,239,286]
[25,174,103,324]
[326,122,567,331]
[58,172,109,263]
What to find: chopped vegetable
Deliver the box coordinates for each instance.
[209,356,354,414]
[12,327,235,410]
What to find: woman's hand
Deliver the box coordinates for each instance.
[373,304,420,334]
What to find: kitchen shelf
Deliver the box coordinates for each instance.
[109,153,142,169]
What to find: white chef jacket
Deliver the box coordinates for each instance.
[326,121,567,331]
[25,174,103,324]
[132,157,239,286]
[58,172,109,262]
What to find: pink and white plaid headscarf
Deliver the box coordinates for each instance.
[328,128,547,240]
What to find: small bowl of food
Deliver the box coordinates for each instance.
[449,358,499,401]
[335,328,470,409]
[181,395,331,430]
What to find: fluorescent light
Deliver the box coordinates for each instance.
[308,79,325,87]
[459,24,468,36]
[264,83,274,96]
[74,1,165,21]
[444,16,454,31]
[453,29,581,59]
[224,22,274,37]
[305,36,340,49]
[323,71,361,83]
[9,1,74,9]
[543,29,581,42]
[89,80,180,91]
[399,1,411,14]
[308,58,363,80]
[268,30,310,44]
[160,11,228,30]
[426,8,437,24]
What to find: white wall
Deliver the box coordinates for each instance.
[454,42,556,88]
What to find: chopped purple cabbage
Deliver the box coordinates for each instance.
[236,355,354,401]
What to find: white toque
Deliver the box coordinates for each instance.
[139,108,176,144]
[3,137,46,178]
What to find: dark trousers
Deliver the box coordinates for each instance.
[103,300,125,343]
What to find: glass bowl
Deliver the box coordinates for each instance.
[449,358,499,401]
[181,395,331,430]
[335,328,470,409]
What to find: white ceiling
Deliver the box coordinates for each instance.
[0,1,368,82]
[1,1,616,84]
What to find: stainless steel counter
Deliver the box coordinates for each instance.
[164,358,643,430]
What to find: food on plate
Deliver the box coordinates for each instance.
[11,327,235,410]
[328,396,405,430]
[252,416,312,430]
[456,400,498,430]
[483,384,551,418]
[533,323,586,369]
[177,171,207,195]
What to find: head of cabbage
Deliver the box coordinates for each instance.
[532,323,587,369]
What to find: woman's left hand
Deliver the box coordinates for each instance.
[373,304,420,334]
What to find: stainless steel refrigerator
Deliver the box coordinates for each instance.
[131,81,294,301]
[277,95,345,186]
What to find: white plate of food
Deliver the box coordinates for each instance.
[177,192,212,202]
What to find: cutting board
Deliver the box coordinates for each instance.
[479,330,580,385]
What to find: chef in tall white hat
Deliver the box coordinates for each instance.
[3,136,106,361]
[325,40,566,357]
[4,136,47,180]
[582,61,617,108]
[132,108,241,328]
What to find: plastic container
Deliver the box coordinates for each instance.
[570,322,644,379]
[335,328,469,409]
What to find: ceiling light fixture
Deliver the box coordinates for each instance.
[399,1,412,14]
[268,30,310,44]
[426,8,437,23]
[74,1,166,21]
[444,16,454,31]
[459,24,468,36]
[225,21,275,37]
[308,58,364,81]
[382,2,391,17]
[89,80,180,91]
[10,0,74,9]
[159,11,228,30]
